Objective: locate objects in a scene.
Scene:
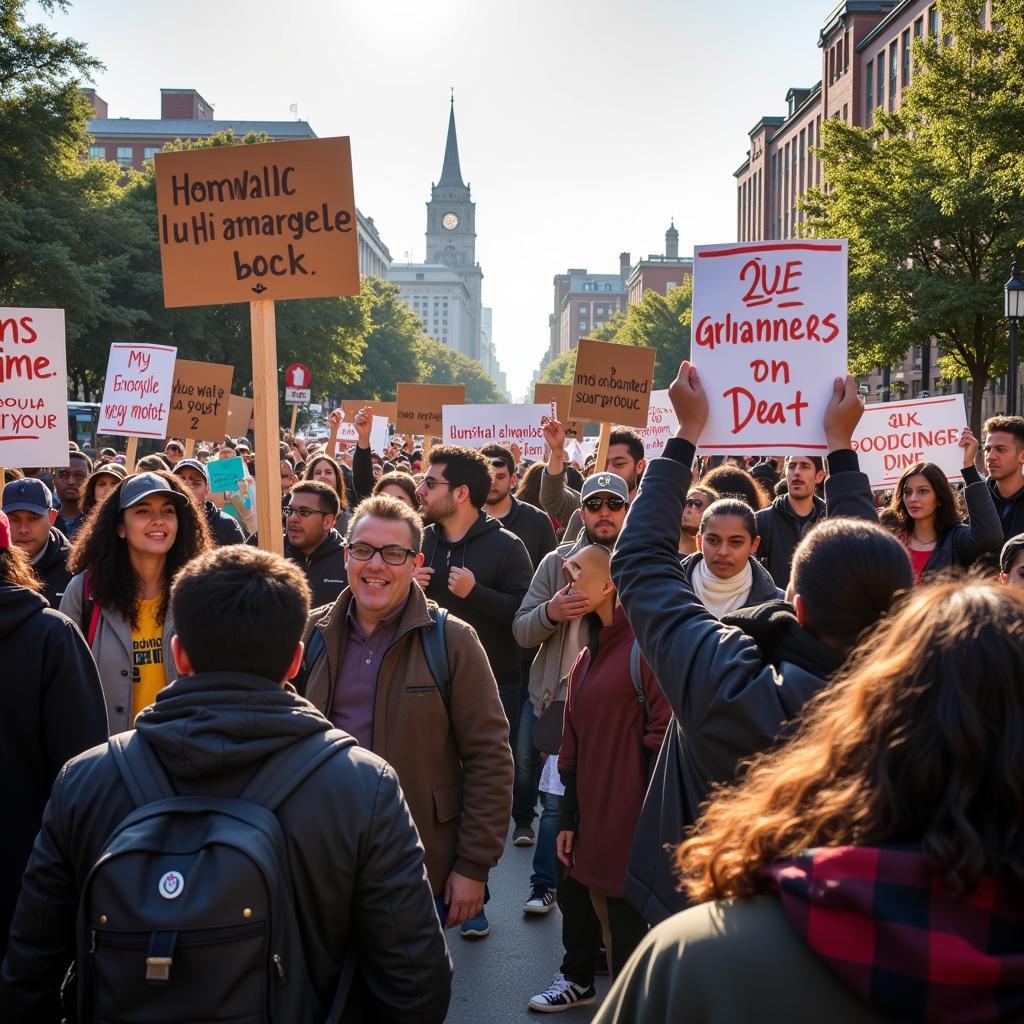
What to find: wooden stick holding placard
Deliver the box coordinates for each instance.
[183,438,195,459]
[594,421,612,475]
[289,404,299,435]
[423,434,432,455]
[125,437,139,473]
[250,300,284,556]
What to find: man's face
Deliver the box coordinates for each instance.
[786,457,825,500]
[485,459,514,506]
[682,489,712,536]
[285,491,333,553]
[176,467,209,505]
[280,461,297,496]
[164,446,183,466]
[984,431,1024,483]
[605,444,642,492]
[7,508,54,558]
[55,459,89,504]
[346,515,422,619]
[697,514,759,580]
[416,465,458,524]
[581,492,627,545]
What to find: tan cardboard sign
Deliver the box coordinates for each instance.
[341,399,398,424]
[167,359,234,439]
[225,394,254,437]
[567,338,656,429]
[154,137,359,308]
[533,382,583,438]
[395,383,465,436]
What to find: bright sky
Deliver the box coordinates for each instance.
[42,0,828,398]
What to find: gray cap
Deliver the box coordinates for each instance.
[172,458,210,484]
[580,472,629,503]
[118,472,189,511]
[2,478,53,515]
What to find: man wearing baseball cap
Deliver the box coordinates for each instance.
[2,479,72,607]
[172,458,246,546]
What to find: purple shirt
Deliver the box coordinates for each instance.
[329,597,407,747]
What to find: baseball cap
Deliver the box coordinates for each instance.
[1000,533,1024,574]
[0,510,9,548]
[118,472,189,511]
[3,478,54,515]
[92,463,127,483]
[172,458,210,484]
[580,472,629,503]
[235,437,252,451]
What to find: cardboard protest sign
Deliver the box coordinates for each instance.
[154,137,359,308]
[0,308,69,468]
[691,240,848,452]
[335,415,389,454]
[442,402,557,461]
[533,382,583,438]
[852,394,968,490]
[395,383,465,436]
[636,389,679,461]
[567,339,656,429]
[207,455,248,494]
[97,343,177,438]
[225,394,254,437]
[341,399,397,424]
[167,359,233,440]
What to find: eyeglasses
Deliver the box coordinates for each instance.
[582,496,626,512]
[283,505,328,519]
[347,541,418,565]
[420,478,453,491]
[684,498,707,509]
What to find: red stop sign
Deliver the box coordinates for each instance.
[284,363,311,389]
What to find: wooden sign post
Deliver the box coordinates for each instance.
[250,300,283,554]
[125,436,139,473]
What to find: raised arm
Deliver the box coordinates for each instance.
[954,428,1003,564]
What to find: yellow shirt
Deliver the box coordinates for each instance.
[130,596,167,721]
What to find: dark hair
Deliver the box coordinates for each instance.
[82,467,125,515]
[3,467,24,484]
[428,444,492,508]
[289,479,340,518]
[171,546,310,681]
[790,518,913,653]
[480,443,516,475]
[136,453,170,472]
[373,471,417,506]
[786,454,824,473]
[304,455,348,509]
[983,415,1024,447]
[700,497,757,539]
[68,470,212,628]
[700,465,769,511]
[774,480,789,497]
[165,440,184,453]
[516,462,545,509]
[0,544,42,590]
[886,462,963,537]
[67,450,93,472]
[347,494,424,551]
[609,427,645,464]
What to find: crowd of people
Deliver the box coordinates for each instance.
[1,371,1022,1022]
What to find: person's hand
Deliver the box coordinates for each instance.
[546,582,591,622]
[328,408,343,431]
[669,361,708,444]
[413,566,434,589]
[354,405,372,448]
[823,374,864,451]
[448,566,476,598]
[542,418,567,454]
[442,871,485,928]
[960,427,979,469]
[509,442,523,467]
[556,830,575,868]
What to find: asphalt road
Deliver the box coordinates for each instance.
[445,826,611,1023]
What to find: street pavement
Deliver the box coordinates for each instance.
[446,826,612,1023]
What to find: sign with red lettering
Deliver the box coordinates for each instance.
[97,343,178,438]
[852,394,967,490]
[0,307,69,468]
[691,240,848,452]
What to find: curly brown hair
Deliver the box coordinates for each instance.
[0,544,42,590]
[677,581,1024,904]
[885,461,963,537]
[68,471,211,628]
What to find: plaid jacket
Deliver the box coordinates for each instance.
[762,846,1024,1023]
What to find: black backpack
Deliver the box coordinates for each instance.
[75,729,355,1023]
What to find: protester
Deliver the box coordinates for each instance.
[882,435,1002,580]
[304,454,350,535]
[1,545,452,1023]
[679,485,717,558]
[983,415,1024,540]
[999,533,1024,588]
[611,363,914,924]
[0,511,106,958]
[336,406,374,503]
[59,471,211,734]
[53,450,92,540]
[2,479,72,607]
[698,462,769,511]
[172,458,247,545]
[281,480,347,607]
[597,581,1024,1023]
[280,457,297,500]
[373,470,418,508]
[515,461,547,512]
[81,462,126,517]
[301,495,513,940]
[163,439,184,466]
[755,456,827,588]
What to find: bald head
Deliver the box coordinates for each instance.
[564,543,614,607]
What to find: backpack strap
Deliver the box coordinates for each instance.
[240,730,351,811]
[629,639,649,722]
[108,732,177,807]
[80,571,102,649]
[420,606,451,709]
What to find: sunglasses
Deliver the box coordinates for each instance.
[582,496,626,512]
[685,497,707,509]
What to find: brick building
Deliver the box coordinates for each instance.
[625,221,693,306]
[547,257,630,360]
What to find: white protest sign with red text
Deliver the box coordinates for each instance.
[0,307,69,468]
[97,343,177,438]
[691,240,848,453]
[636,389,679,461]
[852,394,968,490]
[334,415,389,454]
[442,402,557,461]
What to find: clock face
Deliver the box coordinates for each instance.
[442,212,459,230]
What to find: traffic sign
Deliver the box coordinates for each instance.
[285,386,311,405]
[285,363,311,389]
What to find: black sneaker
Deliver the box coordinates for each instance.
[528,972,596,1013]
[523,884,557,915]
[512,825,536,846]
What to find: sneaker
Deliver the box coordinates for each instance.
[528,972,596,1013]
[523,884,557,915]
[512,825,536,846]
[459,910,490,938]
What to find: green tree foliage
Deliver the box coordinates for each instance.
[606,283,692,388]
[537,348,576,385]
[803,0,1024,432]
[416,335,503,403]
[347,277,424,400]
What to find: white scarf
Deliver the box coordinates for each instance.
[691,557,753,619]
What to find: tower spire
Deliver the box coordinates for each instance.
[438,94,465,188]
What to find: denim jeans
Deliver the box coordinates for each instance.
[512,696,541,826]
[531,790,560,889]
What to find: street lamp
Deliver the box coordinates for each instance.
[1005,260,1024,416]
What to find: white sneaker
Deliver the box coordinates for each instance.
[528,972,596,1013]
[523,884,557,915]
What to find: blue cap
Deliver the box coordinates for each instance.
[172,458,210,484]
[3,478,54,515]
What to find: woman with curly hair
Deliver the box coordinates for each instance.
[304,454,350,535]
[596,581,1024,1023]
[60,471,211,734]
[698,463,769,511]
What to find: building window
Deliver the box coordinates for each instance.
[866,61,874,125]
[912,379,922,397]
[578,321,587,331]
[143,146,160,160]
[889,42,898,110]
[416,273,424,280]
[842,103,848,123]
[87,145,105,160]
[902,30,911,86]
[928,5,939,36]
[116,146,133,167]
[844,31,850,73]
[877,53,885,111]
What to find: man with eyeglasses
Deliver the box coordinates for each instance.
[53,451,93,541]
[301,495,513,942]
[281,480,347,607]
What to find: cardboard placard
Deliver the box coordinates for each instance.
[691,240,848,452]
[97,343,177,438]
[442,402,557,461]
[636,389,679,461]
[567,339,656,429]
[154,137,359,308]
[207,454,248,494]
[533,383,583,438]
[0,307,70,468]
[852,394,968,490]
[395,383,465,436]
[335,415,389,454]
[167,359,233,440]
[225,394,254,437]
[340,399,398,424]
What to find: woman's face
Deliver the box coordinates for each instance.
[697,514,758,580]
[379,484,416,509]
[93,475,119,504]
[312,460,338,491]
[117,495,179,556]
[901,474,937,521]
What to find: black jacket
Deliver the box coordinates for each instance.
[422,511,534,687]
[284,528,347,608]
[0,671,451,1023]
[204,499,247,546]
[985,476,1024,543]
[755,494,827,589]
[495,495,557,571]
[0,584,106,961]
[32,528,72,608]
[352,444,374,504]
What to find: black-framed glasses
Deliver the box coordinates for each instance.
[347,541,418,565]
[284,505,328,519]
[582,496,626,512]
[420,478,454,491]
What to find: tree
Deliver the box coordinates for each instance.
[347,277,424,400]
[537,348,576,385]
[803,0,1024,433]
[605,283,692,388]
[416,336,503,403]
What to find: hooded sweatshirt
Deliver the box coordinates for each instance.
[30,527,72,607]
[284,527,347,608]
[755,493,827,589]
